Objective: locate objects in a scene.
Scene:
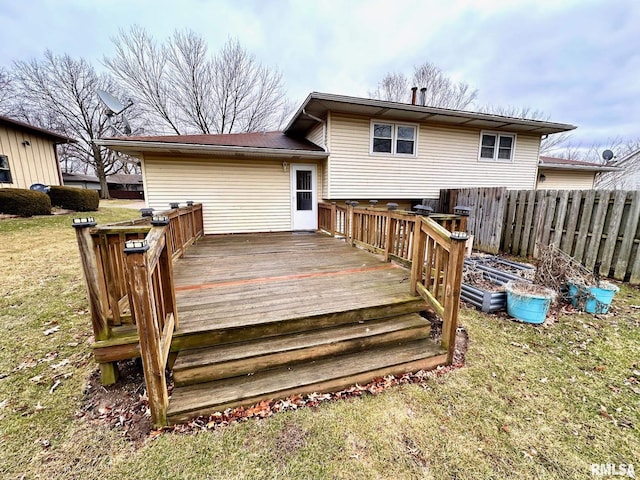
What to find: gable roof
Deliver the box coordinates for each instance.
[95,131,327,159]
[285,92,577,136]
[539,156,622,172]
[0,115,76,143]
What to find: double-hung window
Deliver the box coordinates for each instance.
[479,132,515,162]
[371,121,417,156]
[0,155,12,183]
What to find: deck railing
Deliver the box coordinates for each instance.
[73,204,203,384]
[318,202,468,362]
[124,222,178,427]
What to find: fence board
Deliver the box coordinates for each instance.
[584,191,610,271]
[573,189,596,264]
[551,190,569,248]
[540,190,557,247]
[520,190,536,257]
[562,190,582,255]
[614,191,640,279]
[600,190,627,276]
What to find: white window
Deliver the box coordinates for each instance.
[371,121,417,156]
[0,155,12,183]
[479,132,516,162]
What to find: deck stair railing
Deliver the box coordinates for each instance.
[73,203,204,425]
[318,202,469,363]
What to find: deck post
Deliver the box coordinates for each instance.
[383,210,392,262]
[124,240,169,427]
[347,202,355,246]
[441,232,468,364]
[73,218,118,385]
[409,218,426,296]
[330,202,337,237]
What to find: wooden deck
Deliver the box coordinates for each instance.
[81,205,467,426]
[163,232,443,423]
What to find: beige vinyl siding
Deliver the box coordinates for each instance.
[537,169,595,190]
[0,125,61,189]
[305,122,325,149]
[143,155,323,234]
[327,113,540,199]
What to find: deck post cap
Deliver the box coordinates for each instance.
[454,205,472,216]
[386,202,398,211]
[450,231,470,241]
[151,215,170,226]
[123,239,150,254]
[186,200,194,206]
[351,201,359,207]
[140,207,154,217]
[72,217,96,228]
[169,202,180,209]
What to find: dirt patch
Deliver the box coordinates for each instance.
[78,359,153,444]
[275,421,308,455]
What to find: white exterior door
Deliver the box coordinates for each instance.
[291,164,317,230]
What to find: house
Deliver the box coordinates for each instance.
[0,115,74,190]
[96,92,576,235]
[537,156,621,190]
[62,172,144,199]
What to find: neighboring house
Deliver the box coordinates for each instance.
[62,172,144,199]
[537,156,622,190]
[96,92,576,235]
[0,115,74,190]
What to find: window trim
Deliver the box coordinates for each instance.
[370,120,418,157]
[0,154,12,184]
[478,131,517,163]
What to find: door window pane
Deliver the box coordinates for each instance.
[296,191,312,211]
[296,170,312,191]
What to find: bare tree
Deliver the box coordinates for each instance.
[370,61,477,109]
[0,68,14,114]
[11,51,135,198]
[105,28,288,135]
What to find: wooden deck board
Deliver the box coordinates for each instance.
[173,233,419,336]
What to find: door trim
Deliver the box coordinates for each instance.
[290,164,317,231]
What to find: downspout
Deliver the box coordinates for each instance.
[302,108,327,152]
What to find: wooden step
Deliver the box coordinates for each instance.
[172,313,430,386]
[167,338,447,424]
[171,295,426,352]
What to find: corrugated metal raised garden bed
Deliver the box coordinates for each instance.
[461,256,535,313]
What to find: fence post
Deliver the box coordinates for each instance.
[124,239,168,428]
[72,218,118,384]
[442,232,468,364]
[409,218,426,296]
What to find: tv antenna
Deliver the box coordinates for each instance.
[602,149,614,162]
[96,89,134,136]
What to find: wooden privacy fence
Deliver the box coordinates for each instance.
[318,202,468,363]
[444,188,640,284]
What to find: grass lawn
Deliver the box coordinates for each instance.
[1,207,638,479]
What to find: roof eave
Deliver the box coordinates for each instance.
[538,164,622,172]
[284,92,577,136]
[94,139,329,159]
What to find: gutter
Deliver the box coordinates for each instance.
[538,164,622,172]
[94,139,329,159]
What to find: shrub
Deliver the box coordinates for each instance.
[48,186,99,211]
[0,188,52,216]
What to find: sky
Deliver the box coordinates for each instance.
[0,0,638,154]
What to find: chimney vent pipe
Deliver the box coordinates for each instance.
[420,87,427,106]
[410,87,418,105]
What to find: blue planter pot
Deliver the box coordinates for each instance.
[568,282,619,314]
[505,283,554,324]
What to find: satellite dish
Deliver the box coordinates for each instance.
[96,89,134,136]
[96,89,131,116]
[30,183,50,193]
[602,149,614,161]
